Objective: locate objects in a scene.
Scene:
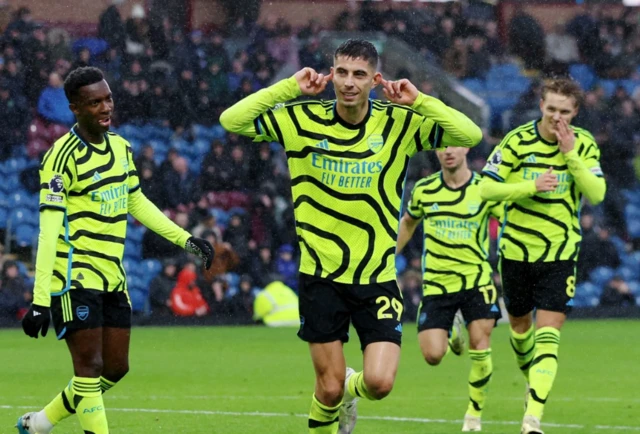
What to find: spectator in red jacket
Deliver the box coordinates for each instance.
[170,263,209,317]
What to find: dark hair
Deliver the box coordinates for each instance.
[542,77,584,108]
[334,39,379,69]
[64,67,105,102]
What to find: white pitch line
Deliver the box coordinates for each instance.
[2,404,639,431]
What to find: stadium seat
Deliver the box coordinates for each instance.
[72,37,109,57]
[127,224,145,244]
[124,241,142,260]
[486,63,521,82]
[9,208,34,227]
[628,280,640,295]
[129,288,148,313]
[141,259,163,278]
[5,157,28,174]
[15,224,37,247]
[0,207,8,229]
[618,79,640,96]
[596,80,617,97]
[616,266,639,282]
[569,64,596,90]
[16,261,28,277]
[462,78,486,96]
[589,266,616,287]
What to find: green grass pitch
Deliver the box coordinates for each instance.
[1,320,639,433]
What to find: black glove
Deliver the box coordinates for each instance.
[185,236,214,270]
[22,304,50,339]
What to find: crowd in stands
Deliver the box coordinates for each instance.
[1,1,640,325]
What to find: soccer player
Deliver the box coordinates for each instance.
[219,39,482,434]
[397,146,502,432]
[479,78,606,434]
[16,67,214,434]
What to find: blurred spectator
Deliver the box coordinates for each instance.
[192,212,222,241]
[163,156,198,208]
[201,140,231,192]
[202,276,227,315]
[47,28,73,61]
[578,215,621,282]
[250,244,275,288]
[443,37,467,79]
[0,261,30,319]
[298,38,326,72]
[466,36,491,79]
[226,144,251,191]
[224,211,251,264]
[146,83,173,128]
[545,22,579,74]
[0,81,29,160]
[253,280,299,326]
[208,33,230,72]
[204,61,230,111]
[508,10,545,71]
[510,79,543,129]
[37,72,74,126]
[72,47,92,70]
[99,4,126,52]
[149,259,177,316]
[201,230,240,282]
[125,3,149,56]
[142,211,189,259]
[228,59,252,94]
[226,274,257,322]
[600,276,636,307]
[170,263,209,317]
[138,158,163,208]
[275,244,298,291]
[117,60,149,124]
[484,21,503,59]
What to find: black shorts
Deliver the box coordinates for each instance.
[51,289,132,340]
[417,285,502,332]
[500,258,576,317]
[297,274,403,351]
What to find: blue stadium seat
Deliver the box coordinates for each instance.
[129,288,147,313]
[596,80,617,97]
[462,78,486,95]
[193,124,217,141]
[210,207,230,227]
[569,64,596,90]
[9,191,36,208]
[0,207,8,229]
[123,258,139,277]
[225,272,241,290]
[72,38,109,57]
[124,241,142,260]
[16,261,28,277]
[141,259,162,278]
[616,266,639,282]
[608,235,627,255]
[15,224,37,247]
[618,79,640,96]
[127,224,145,244]
[9,208,34,227]
[589,266,616,287]
[628,280,640,295]
[486,63,521,82]
[622,251,640,269]
[211,124,227,140]
[5,157,28,174]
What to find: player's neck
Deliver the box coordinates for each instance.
[442,166,472,189]
[76,124,104,144]
[336,102,368,125]
[536,120,557,143]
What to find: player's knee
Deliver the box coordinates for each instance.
[424,353,443,366]
[365,376,394,400]
[316,378,344,406]
[74,355,104,377]
[469,335,490,351]
[104,364,129,382]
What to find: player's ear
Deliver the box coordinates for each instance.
[372,72,382,87]
[69,102,80,117]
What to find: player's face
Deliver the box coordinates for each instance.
[539,92,578,136]
[331,56,381,109]
[70,80,114,135]
[436,146,469,170]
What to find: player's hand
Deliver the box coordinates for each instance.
[185,237,215,270]
[22,304,50,339]
[294,67,333,96]
[535,167,559,193]
[380,78,419,106]
[554,118,575,154]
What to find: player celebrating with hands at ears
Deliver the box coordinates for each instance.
[16,67,214,434]
[220,39,482,434]
[480,78,606,434]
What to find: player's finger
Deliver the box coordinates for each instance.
[41,319,49,337]
[392,81,401,96]
[324,71,334,82]
[316,73,324,86]
[546,166,554,173]
[382,86,390,99]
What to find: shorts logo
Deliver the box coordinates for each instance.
[76,305,90,321]
[395,323,403,333]
[490,304,499,313]
[49,174,64,193]
[418,312,427,325]
[299,315,305,329]
[367,134,384,153]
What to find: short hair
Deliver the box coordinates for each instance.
[334,39,379,69]
[541,78,584,108]
[64,67,105,102]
